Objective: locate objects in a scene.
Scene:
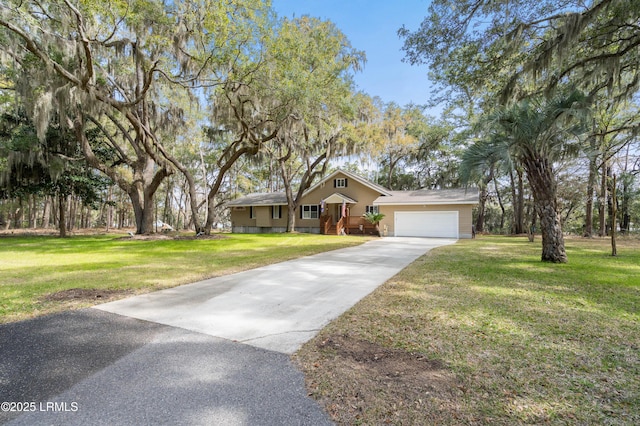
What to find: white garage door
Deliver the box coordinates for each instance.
[394,211,459,238]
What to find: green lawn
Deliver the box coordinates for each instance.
[0,232,368,323]
[295,236,640,425]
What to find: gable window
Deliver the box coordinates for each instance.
[301,205,319,219]
[334,178,347,188]
[272,205,282,219]
[366,205,379,214]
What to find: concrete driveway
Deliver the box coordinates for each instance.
[96,237,456,354]
[1,237,454,425]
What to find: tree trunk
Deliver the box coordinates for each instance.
[475,185,487,233]
[105,187,112,231]
[524,157,567,263]
[86,205,92,228]
[280,156,297,233]
[509,168,525,234]
[163,178,173,227]
[611,174,617,256]
[0,206,8,230]
[177,164,202,233]
[517,170,525,233]
[598,162,608,237]
[129,183,162,235]
[14,198,24,229]
[535,196,567,262]
[493,174,505,232]
[80,202,87,229]
[509,170,519,234]
[68,196,76,231]
[387,157,401,191]
[527,210,537,242]
[286,204,296,233]
[583,147,597,237]
[42,196,51,229]
[475,169,494,233]
[28,194,36,228]
[58,194,67,238]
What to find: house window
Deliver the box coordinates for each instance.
[366,205,379,214]
[334,178,347,188]
[301,205,319,219]
[272,205,282,219]
[249,206,256,219]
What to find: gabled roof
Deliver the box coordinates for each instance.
[304,169,392,197]
[226,192,288,207]
[224,170,479,208]
[374,188,479,205]
[322,192,358,204]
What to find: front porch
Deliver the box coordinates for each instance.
[320,214,378,235]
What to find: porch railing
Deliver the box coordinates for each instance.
[320,215,332,235]
[336,215,345,235]
[320,214,375,235]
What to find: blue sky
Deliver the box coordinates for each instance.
[271,0,434,108]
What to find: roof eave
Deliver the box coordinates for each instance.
[374,200,479,206]
[227,202,288,207]
[303,169,393,197]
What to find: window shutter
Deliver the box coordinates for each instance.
[333,179,336,188]
[279,205,282,219]
[300,206,303,219]
[345,178,348,187]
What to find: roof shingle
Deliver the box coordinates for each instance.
[374,188,479,205]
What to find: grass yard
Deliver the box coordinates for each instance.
[294,236,640,425]
[0,232,368,323]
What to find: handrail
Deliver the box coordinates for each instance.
[321,215,332,235]
[336,216,345,235]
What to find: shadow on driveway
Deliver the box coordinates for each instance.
[0,310,331,425]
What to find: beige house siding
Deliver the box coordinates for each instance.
[230,206,252,227]
[230,206,288,230]
[378,204,474,238]
[298,172,384,228]
[255,206,271,227]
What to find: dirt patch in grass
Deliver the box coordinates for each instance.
[319,334,451,386]
[40,288,134,302]
[297,333,463,424]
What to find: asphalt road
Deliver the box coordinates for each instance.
[1,237,455,425]
[0,310,332,425]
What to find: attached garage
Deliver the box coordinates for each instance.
[374,188,479,239]
[394,211,459,238]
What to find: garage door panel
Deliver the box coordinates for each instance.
[394,211,458,238]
